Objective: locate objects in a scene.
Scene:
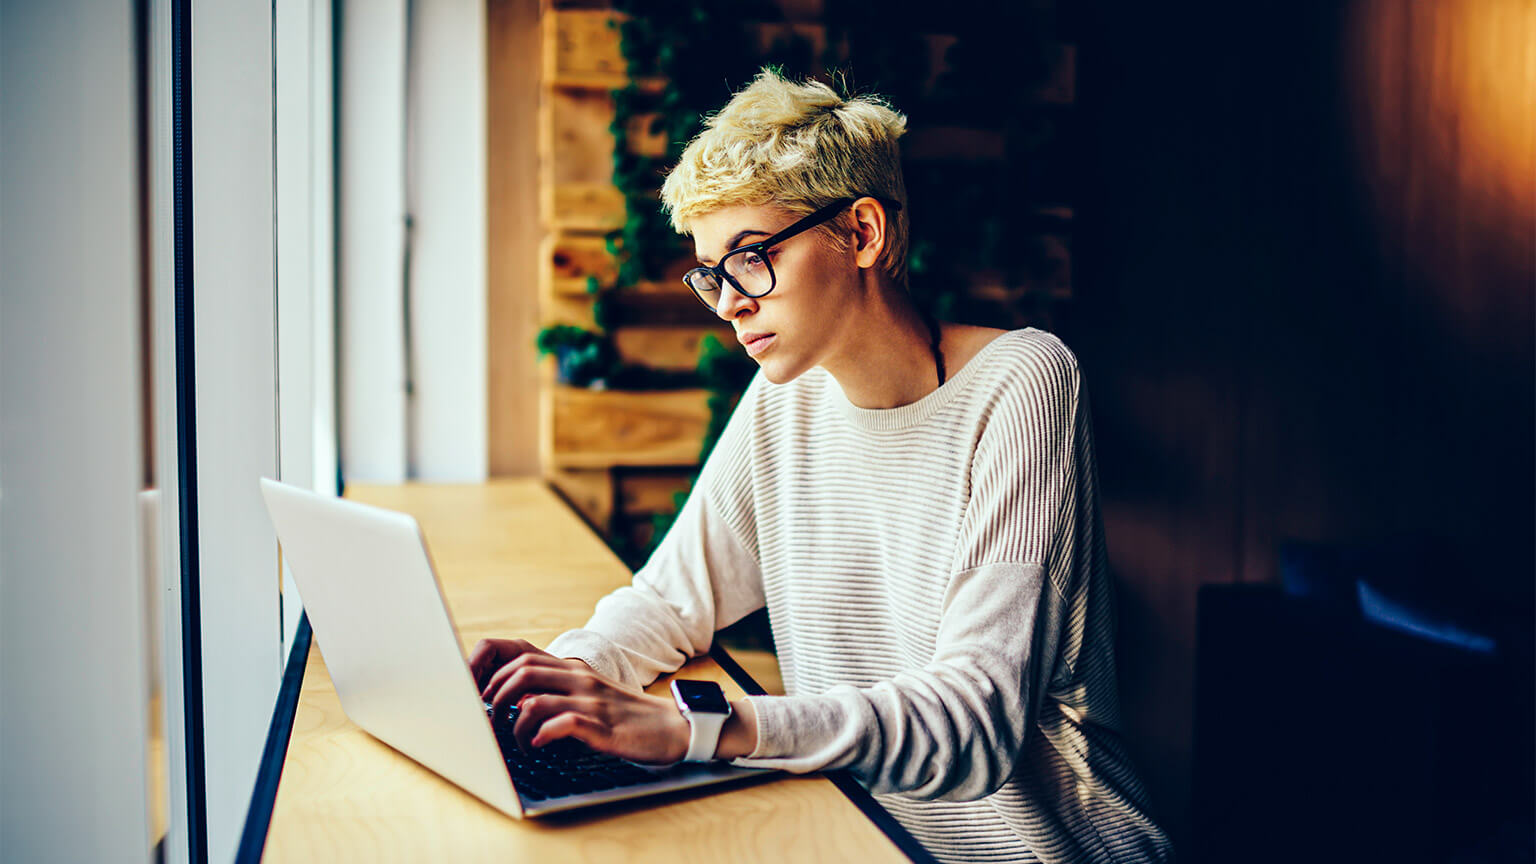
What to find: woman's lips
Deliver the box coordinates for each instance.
[739,332,777,357]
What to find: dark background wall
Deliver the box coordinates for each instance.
[1067,0,1534,849]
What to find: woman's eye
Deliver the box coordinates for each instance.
[744,252,766,270]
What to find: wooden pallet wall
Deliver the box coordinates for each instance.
[537,5,730,534]
[526,1,1077,545]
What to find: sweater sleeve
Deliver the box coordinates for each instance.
[728,350,1083,802]
[543,375,767,692]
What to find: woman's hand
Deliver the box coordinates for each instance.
[468,638,691,765]
[469,637,591,690]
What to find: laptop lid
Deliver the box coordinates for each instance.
[257,478,522,818]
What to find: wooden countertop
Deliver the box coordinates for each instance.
[260,479,913,863]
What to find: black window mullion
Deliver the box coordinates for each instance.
[171,0,208,860]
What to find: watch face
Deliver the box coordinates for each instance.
[673,679,730,714]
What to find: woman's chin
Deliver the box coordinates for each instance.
[755,355,806,386]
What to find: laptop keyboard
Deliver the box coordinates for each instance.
[485,701,666,801]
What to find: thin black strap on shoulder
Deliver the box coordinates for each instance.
[919,306,946,386]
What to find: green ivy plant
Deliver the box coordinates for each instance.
[536,324,616,389]
[599,1,776,330]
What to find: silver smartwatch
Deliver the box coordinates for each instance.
[670,679,732,762]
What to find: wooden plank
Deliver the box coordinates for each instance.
[547,238,694,286]
[618,470,694,515]
[613,325,738,371]
[556,281,669,301]
[550,182,625,231]
[546,466,614,530]
[549,88,615,185]
[546,233,697,290]
[550,72,667,93]
[542,293,599,329]
[545,8,664,91]
[625,111,671,158]
[487,0,543,477]
[546,233,617,283]
[541,238,712,331]
[545,94,670,184]
[552,387,710,468]
[547,8,625,81]
[542,290,721,331]
[531,8,561,208]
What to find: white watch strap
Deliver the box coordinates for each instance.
[683,710,728,762]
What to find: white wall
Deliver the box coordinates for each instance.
[341,0,488,484]
[408,0,488,481]
[339,0,410,483]
[0,2,153,860]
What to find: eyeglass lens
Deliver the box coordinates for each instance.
[687,247,774,309]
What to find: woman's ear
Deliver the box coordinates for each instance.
[850,197,888,269]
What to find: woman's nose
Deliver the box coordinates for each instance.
[714,281,758,321]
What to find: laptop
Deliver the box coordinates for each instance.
[258,477,776,818]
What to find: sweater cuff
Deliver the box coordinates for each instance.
[543,629,642,692]
[726,692,853,772]
[731,694,771,762]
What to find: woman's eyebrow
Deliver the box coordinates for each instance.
[697,229,769,265]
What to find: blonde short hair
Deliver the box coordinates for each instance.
[659,68,911,288]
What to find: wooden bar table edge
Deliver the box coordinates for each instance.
[257,479,918,863]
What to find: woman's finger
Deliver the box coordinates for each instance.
[512,694,606,752]
[468,640,503,686]
[531,711,607,750]
[486,663,585,714]
[478,650,569,701]
[468,637,541,686]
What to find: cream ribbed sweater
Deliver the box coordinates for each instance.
[546,328,1173,863]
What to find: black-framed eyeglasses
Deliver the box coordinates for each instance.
[683,196,903,311]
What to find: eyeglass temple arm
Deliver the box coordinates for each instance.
[753,196,902,251]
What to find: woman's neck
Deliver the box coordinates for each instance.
[818,287,943,410]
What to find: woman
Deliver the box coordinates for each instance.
[470,68,1173,863]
